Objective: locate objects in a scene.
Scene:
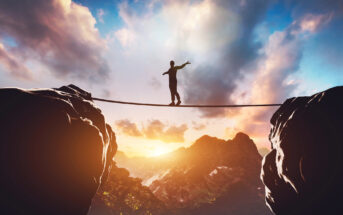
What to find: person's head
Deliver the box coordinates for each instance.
[170,60,175,67]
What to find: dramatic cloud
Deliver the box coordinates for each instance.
[182,0,272,117]
[115,119,188,143]
[220,0,341,147]
[103,0,340,150]
[110,0,271,117]
[0,0,109,81]
[225,12,333,147]
[116,119,142,137]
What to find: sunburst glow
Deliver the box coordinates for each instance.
[149,145,171,157]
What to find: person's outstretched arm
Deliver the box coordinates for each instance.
[175,61,191,70]
[162,71,169,75]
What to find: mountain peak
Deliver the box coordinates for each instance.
[192,135,225,146]
[232,132,250,142]
[231,132,259,156]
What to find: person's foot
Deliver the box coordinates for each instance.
[169,102,175,106]
[176,100,181,106]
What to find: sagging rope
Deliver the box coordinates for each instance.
[92,97,282,108]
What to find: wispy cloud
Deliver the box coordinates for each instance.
[192,121,206,130]
[97,9,106,23]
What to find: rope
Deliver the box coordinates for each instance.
[92,97,282,108]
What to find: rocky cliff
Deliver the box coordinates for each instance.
[261,86,343,214]
[0,85,116,215]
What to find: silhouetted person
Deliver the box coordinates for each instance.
[163,60,191,106]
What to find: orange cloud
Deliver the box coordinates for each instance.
[115,119,142,137]
[142,120,188,143]
[115,119,188,143]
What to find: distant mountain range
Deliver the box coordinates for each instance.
[90,133,271,215]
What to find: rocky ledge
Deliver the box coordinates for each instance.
[0,85,117,215]
[261,86,343,214]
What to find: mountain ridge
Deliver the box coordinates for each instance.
[111,132,271,215]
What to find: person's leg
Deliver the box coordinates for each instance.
[169,85,175,105]
[171,91,175,103]
[175,83,181,105]
[176,92,181,105]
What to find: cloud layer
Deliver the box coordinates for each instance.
[115,119,188,143]
[0,0,109,81]
[111,0,273,117]
[226,11,334,144]
[108,0,340,148]
[182,0,272,117]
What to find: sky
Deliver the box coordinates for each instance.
[0,0,342,157]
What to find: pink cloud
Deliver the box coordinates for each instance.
[299,13,333,33]
[0,43,32,80]
[0,0,109,81]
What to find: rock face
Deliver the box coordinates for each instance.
[0,85,117,215]
[149,133,271,215]
[261,86,343,214]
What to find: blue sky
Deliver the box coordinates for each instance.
[0,0,342,156]
[74,0,124,35]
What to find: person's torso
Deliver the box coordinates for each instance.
[168,68,177,82]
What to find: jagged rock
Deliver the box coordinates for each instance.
[148,132,271,215]
[261,86,343,214]
[0,85,117,215]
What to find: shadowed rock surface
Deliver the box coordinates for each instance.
[0,85,117,215]
[261,86,343,214]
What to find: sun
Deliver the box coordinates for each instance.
[149,146,171,157]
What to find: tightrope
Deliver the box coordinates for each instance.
[92,97,282,108]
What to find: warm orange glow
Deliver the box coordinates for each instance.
[116,131,190,158]
[149,145,171,157]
